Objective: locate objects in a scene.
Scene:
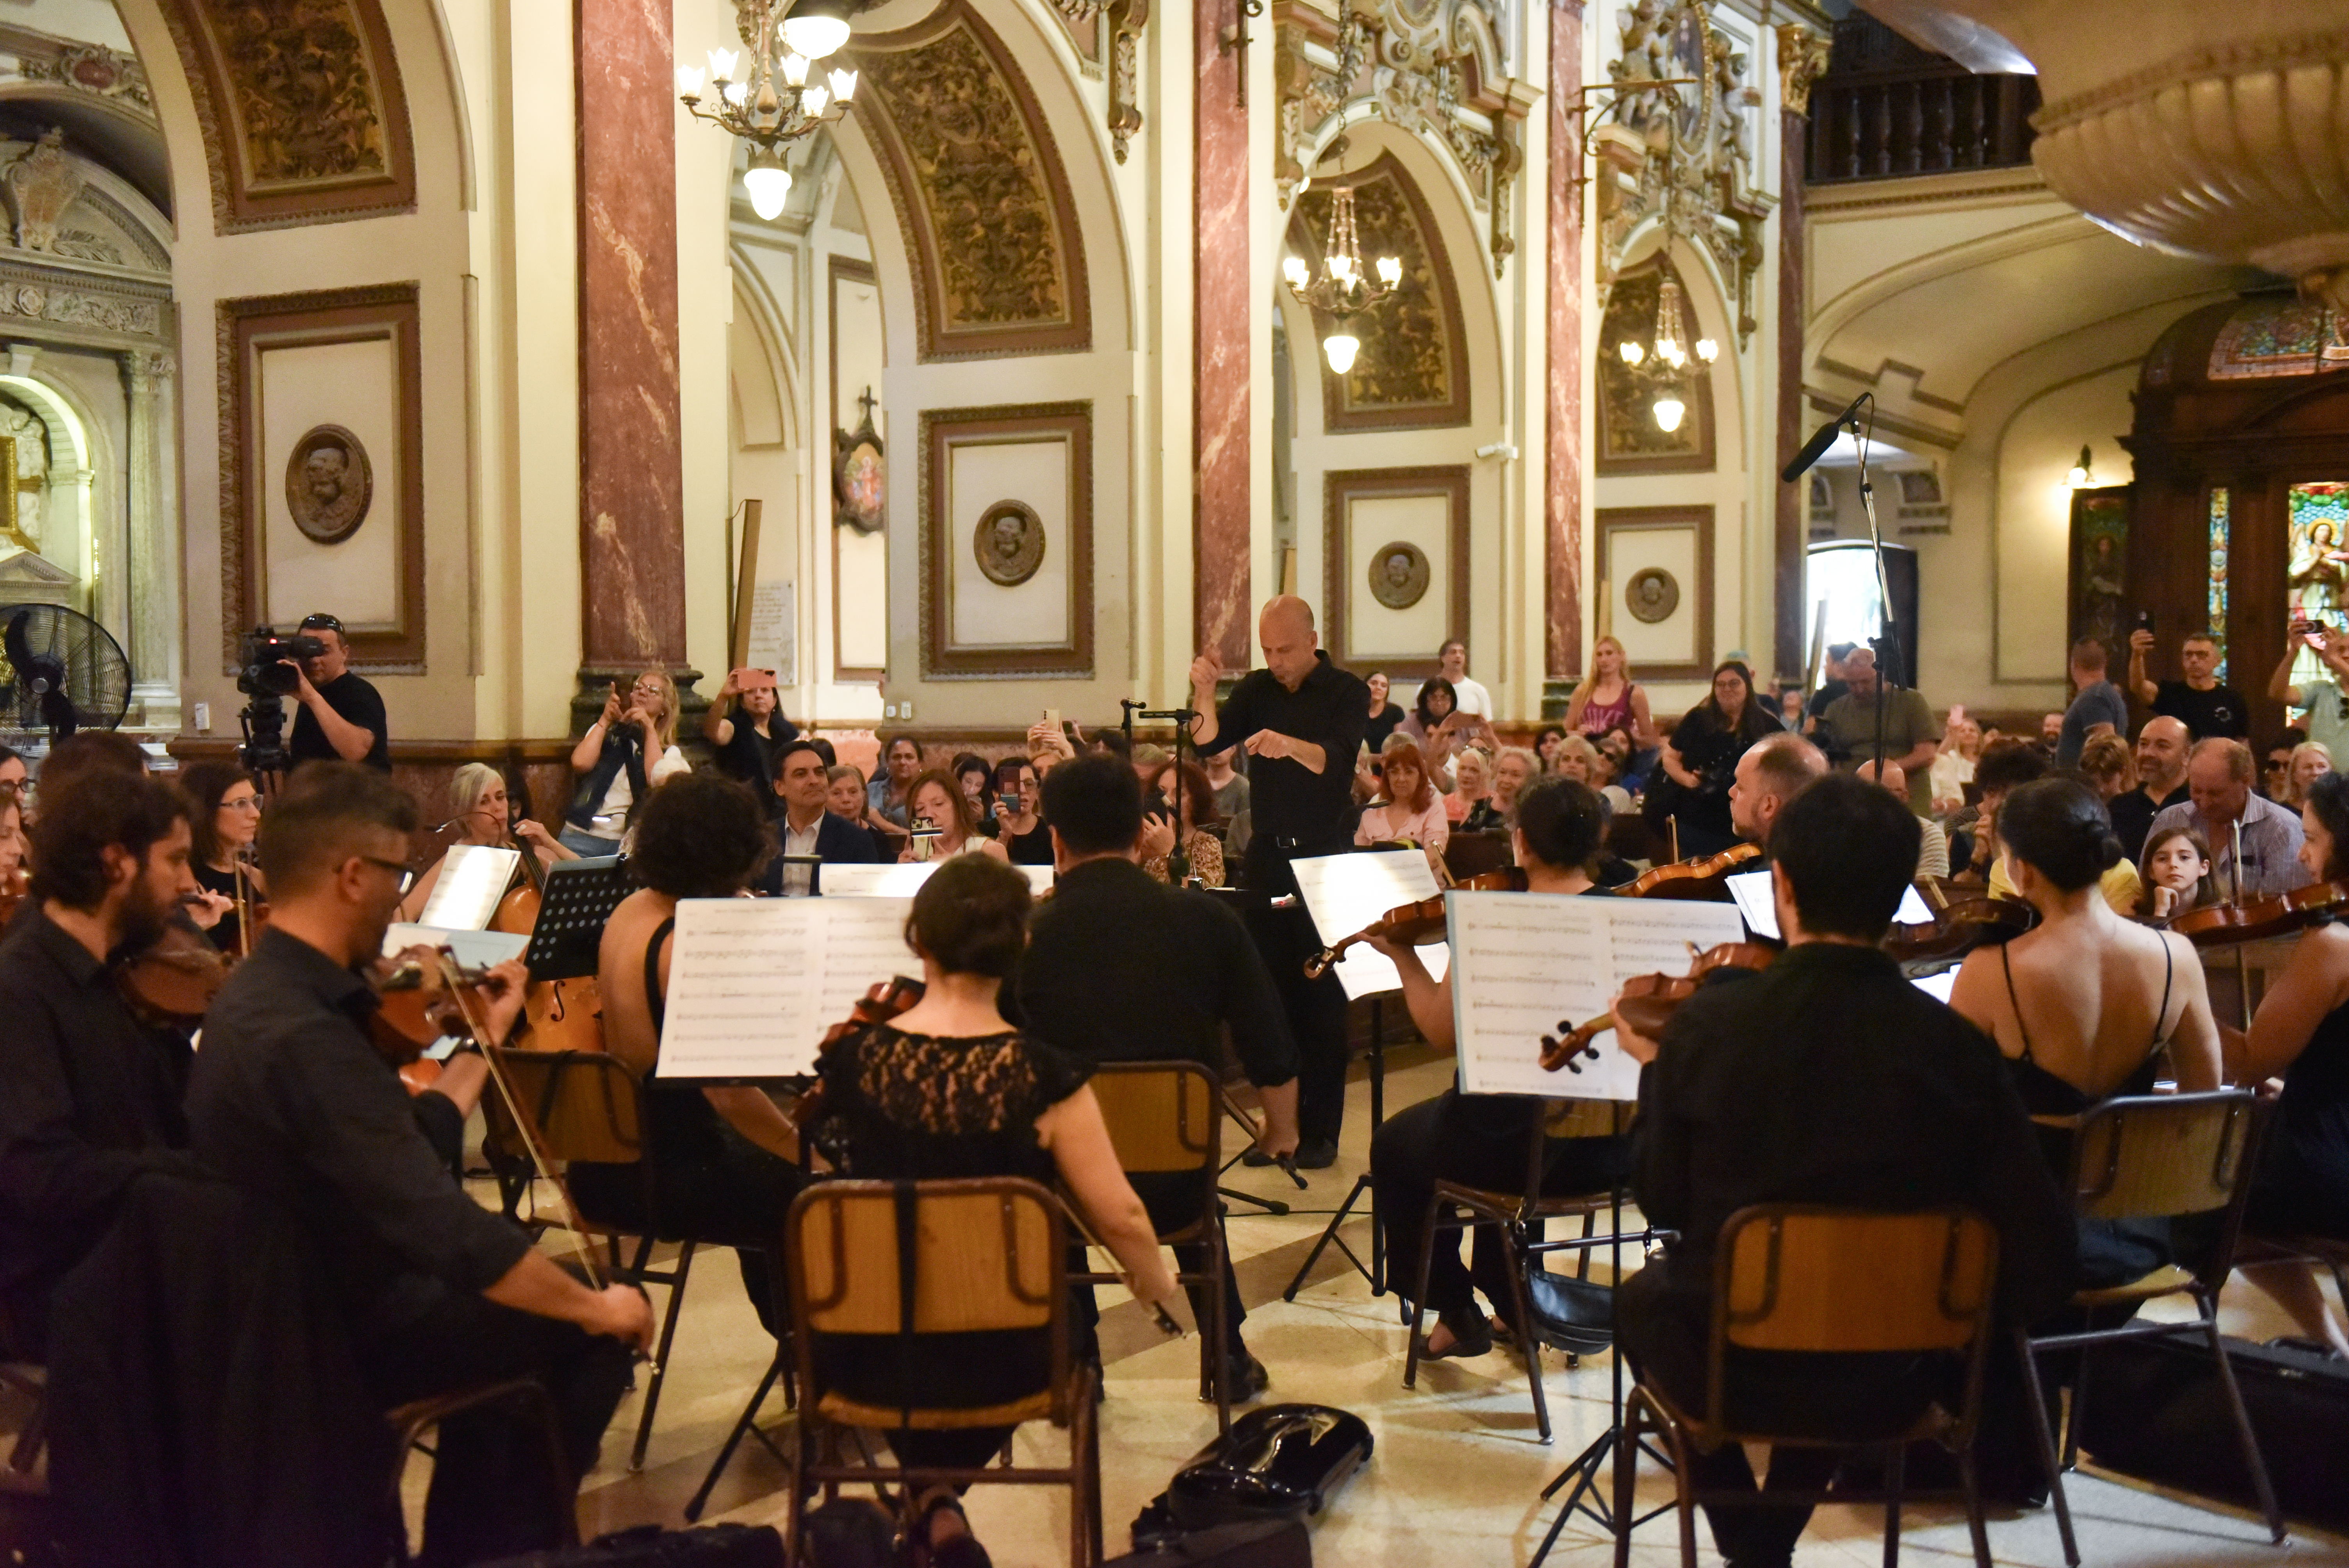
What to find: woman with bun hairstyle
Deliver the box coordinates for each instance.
[1948,777,2222,1284]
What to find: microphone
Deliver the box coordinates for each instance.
[1779,392,1870,484]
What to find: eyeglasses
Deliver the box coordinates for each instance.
[359,854,415,894]
[221,795,262,812]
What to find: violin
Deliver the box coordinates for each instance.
[1619,842,1761,901]
[1882,877,2036,962]
[1301,868,1528,980]
[2166,876,2349,948]
[790,974,926,1133]
[117,905,233,1029]
[0,864,27,931]
[1536,941,1778,1073]
[367,945,504,1093]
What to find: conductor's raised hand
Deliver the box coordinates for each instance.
[1189,652,1223,693]
[1243,729,1297,761]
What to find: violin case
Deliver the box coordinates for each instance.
[1129,1403,1371,1551]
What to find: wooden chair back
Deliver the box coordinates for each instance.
[482,1048,645,1166]
[1444,830,1515,882]
[1716,1206,1997,1356]
[791,1178,1065,1338]
[2070,1090,2256,1223]
[1087,1062,1219,1177]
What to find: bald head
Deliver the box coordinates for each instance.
[2136,715,2189,793]
[1258,595,1321,690]
[1858,759,1911,802]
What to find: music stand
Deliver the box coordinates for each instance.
[521,854,629,980]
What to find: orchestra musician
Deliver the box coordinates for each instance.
[178,762,264,954]
[1971,741,2148,916]
[1188,595,1370,1171]
[0,771,207,1361]
[187,763,649,1566]
[400,763,576,922]
[1725,731,1827,850]
[1367,778,1628,1361]
[1607,774,2075,1566]
[1015,755,1299,1399]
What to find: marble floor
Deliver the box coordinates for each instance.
[461,1048,2349,1567]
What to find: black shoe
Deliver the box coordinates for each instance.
[1420,1306,1494,1360]
[1292,1137,1339,1170]
[1201,1349,1271,1404]
[1239,1146,1276,1167]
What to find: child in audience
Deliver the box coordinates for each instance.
[2139,824,2214,921]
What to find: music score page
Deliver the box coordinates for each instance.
[655,896,920,1079]
[1289,849,1449,999]
[1449,893,1747,1101]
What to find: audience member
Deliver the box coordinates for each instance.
[1401,676,1487,790]
[1356,739,1449,875]
[1450,745,1501,829]
[1141,758,1225,886]
[899,770,1011,865]
[1597,723,1653,795]
[1364,673,1405,751]
[1532,725,1566,767]
[868,734,923,830]
[2271,617,2349,766]
[2038,713,2065,752]
[2231,770,2349,1357]
[1857,760,1950,878]
[1425,638,1492,718]
[2075,732,2136,810]
[2287,740,2335,807]
[1817,649,1940,813]
[1611,773,2073,1568]
[563,669,688,854]
[2130,626,2248,740]
[1203,743,1249,822]
[1551,732,1601,784]
[951,753,999,836]
[2264,736,2302,802]
[283,611,391,771]
[1129,743,1170,784]
[1976,741,2144,916]
[1727,731,1828,849]
[992,756,1054,866]
[2110,716,2191,858]
[1929,712,1982,816]
[1778,686,1806,729]
[0,794,24,883]
[700,668,797,795]
[2148,738,2311,900]
[1804,641,1855,727]
[762,740,879,896]
[1564,635,1654,747]
[1491,746,1538,822]
[2056,639,2128,766]
[1657,661,1780,856]
[2139,825,2215,920]
[827,764,895,859]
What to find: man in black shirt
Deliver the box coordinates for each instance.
[1018,757,1300,1395]
[2110,715,2191,858]
[701,666,798,798]
[2129,626,2248,740]
[1611,775,2074,1567]
[284,611,391,770]
[0,772,205,1360]
[190,763,648,1566]
[1188,595,1369,1166]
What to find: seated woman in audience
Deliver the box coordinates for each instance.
[579,772,802,1335]
[1491,747,1538,823]
[401,762,576,921]
[0,790,23,882]
[1563,634,1656,748]
[2286,740,2335,808]
[991,755,1054,866]
[829,763,895,859]
[952,752,1000,837]
[1451,745,1504,830]
[1365,672,1406,751]
[2227,771,2349,1357]
[563,668,688,854]
[1949,777,2221,1284]
[2139,825,2215,921]
[1141,757,1225,886]
[1532,725,1566,769]
[1400,677,1494,792]
[804,855,1178,1565]
[1356,739,1448,874]
[180,760,264,953]
[1551,732,1600,784]
[2075,732,2135,809]
[1368,779,1627,1358]
[899,769,1011,864]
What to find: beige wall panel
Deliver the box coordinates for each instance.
[947,436,1070,648]
[1606,523,1700,670]
[1346,493,1450,660]
[258,336,401,627]
[837,530,889,671]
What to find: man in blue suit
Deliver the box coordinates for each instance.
[762,739,878,896]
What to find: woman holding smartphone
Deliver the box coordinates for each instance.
[897,770,1011,864]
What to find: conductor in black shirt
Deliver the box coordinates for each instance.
[190,763,650,1566]
[1188,595,1369,1167]
[283,611,391,772]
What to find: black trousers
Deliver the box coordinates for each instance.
[1239,841,1352,1146]
[1072,1172,1248,1365]
[1371,1091,1624,1316]
[357,1273,635,1568]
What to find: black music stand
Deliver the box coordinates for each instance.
[521,854,629,980]
[1280,992,1394,1301]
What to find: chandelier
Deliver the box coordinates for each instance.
[1281,184,1403,375]
[676,0,858,222]
[1614,275,1716,432]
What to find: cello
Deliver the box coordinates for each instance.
[490,827,605,1053]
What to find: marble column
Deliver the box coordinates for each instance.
[121,351,180,729]
[1543,0,1585,684]
[1194,0,1251,666]
[574,0,691,723]
[1775,26,1834,686]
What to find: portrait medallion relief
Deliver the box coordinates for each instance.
[1625,566,1680,624]
[973,499,1046,586]
[1367,540,1430,610]
[285,424,372,543]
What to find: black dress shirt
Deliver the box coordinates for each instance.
[0,903,200,1357]
[188,928,531,1328]
[1016,857,1298,1087]
[1629,942,2075,1325]
[2109,780,2188,860]
[289,670,391,771]
[1196,652,1368,853]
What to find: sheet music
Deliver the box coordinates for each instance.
[1911,969,1959,1005]
[819,860,1053,897]
[381,924,529,970]
[415,844,521,931]
[1288,850,1450,999]
[1726,868,1932,942]
[1449,893,1747,1101]
[655,897,919,1079]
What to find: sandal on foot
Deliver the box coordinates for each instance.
[1421,1306,1495,1360]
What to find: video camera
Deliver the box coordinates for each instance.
[235,624,326,778]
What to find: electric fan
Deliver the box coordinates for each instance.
[0,602,132,740]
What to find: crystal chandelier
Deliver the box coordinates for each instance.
[677,0,858,222]
[1615,275,1717,432]
[1281,185,1403,375]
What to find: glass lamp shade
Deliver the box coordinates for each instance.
[829,67,857,102]
[744,155,792,221]
[708,47,740,81]
[801,86,829,116]
[781,0,852,60]
[675,65,706,98]
[1282,255,1310,289]
[782,52,809,86]
[1323,333,1360,374]
[1375,255,1402,287]
[1652,396,1686,433]
[1695,338,1718,362]
[1619,340,1645,366]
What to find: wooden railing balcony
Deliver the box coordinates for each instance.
[1803,18,2040,186]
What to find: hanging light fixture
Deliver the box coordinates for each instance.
[678,0,858,223]
[1612,275,1717,429]
[1281,183,1403,375]
[2065,444,2095,488]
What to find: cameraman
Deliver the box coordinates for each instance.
[283,613,389,772]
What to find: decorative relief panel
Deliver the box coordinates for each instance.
[919,402,1094,678]
[156,0,416,233]
[1323,465,1469,679]
[13,39,154,116]
[1288,155,1469,431]
[849,2,1090,361]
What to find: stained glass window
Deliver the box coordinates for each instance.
[2208,487,2229,683]
[2287,482,2349,691]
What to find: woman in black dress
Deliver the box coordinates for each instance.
[1364,672,1406,752]
[2233,771,2349,1356]
[1656,661,1780,856]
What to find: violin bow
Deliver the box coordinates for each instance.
[2232,819,2253,1031]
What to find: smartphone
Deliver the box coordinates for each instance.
[733,667,778,692]
[909,829,942,863]
[2134,610,2154,634]
[1042,707,1060,732]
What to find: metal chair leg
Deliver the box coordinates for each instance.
[1957,1444,1993,1568]
[685,1352,784,1523]
[1402,1198,1447,1389]
[1498,1223,1552,1444]
[2014,1327,2081,1568]
[2201,1306,2287,1544]
[1613,1393,1641,1568]
[627,1239,695,1471]
[1882,1442,1905,1568]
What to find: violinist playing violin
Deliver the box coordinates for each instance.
[189,763,650,1566]
[399,762,576,922]
[1367,779,1628,1362]
[0,771,208,1361]
[1607,774,2075,1568]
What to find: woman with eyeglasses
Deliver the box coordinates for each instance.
[180,761,266,955]
[563,669,688,855]
[400,763,578,922]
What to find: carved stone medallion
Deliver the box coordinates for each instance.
[3,130,83,254]
[1368,540,1430,609]
[973,499,1046,586]
[285,424,372,543]
[1626,567,1680,624]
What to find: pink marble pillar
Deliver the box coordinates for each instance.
[1194,0,1251,667]
[1774,105,1808,684]
[1543,0,1585,683]
[574,0,690,716]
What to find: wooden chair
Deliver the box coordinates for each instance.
[1402,1097,1628,1443]
[2016,1090,2284,1566]
[385,1377,574,1567]
[1443,829,1515,882]
[784,1178,1101,1568]
[482,1047,779,1471]
[1073,1061,1233,1431]
[1616,1205,2002,1568]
